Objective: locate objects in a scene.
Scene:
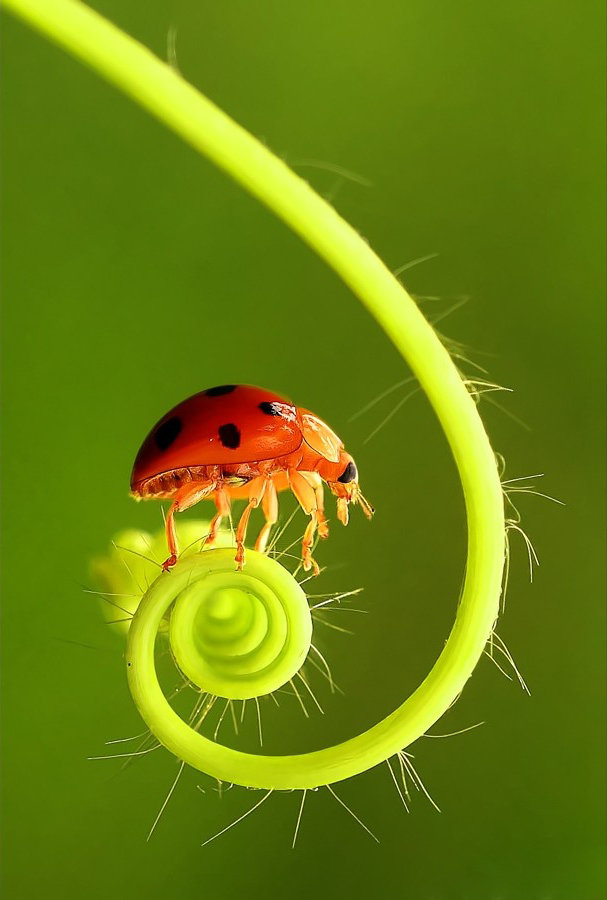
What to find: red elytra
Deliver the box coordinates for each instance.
[130,384,373,573]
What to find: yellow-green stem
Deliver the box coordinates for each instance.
[4,0,506,788]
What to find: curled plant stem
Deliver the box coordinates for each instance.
[4,0,506,788]
[129,549,312,703]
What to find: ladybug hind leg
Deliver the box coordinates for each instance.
[163,479,216,571]
[288,469,322,575]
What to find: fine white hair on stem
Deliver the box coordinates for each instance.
[396,752,412,805]
[309,588,364,611]
[213,699,231,742]
[138,531,160,564]
[349,376,417,422]
[499,471,561,608]
[82,587,138,617]
[88,744,161,761]
[363,388,421,444]
[229,700,239,736]
[147,760,185,842]
[289,678,309,719]
[392,252,439,278]
[267,505,301,555]
[326,785,379,842]
[386,757,409,812]
[296,671,324,714]
[506,523,540,582]
[424,721,485,739]
[312,614,354,636]
[309,643,341,694]
[273,528,308,563]
[486,630,530,694]
[114,550,145,596]
[292,790,307,849]
[429,297,469,327]
[180,529,212,556]
[288,157,372,188]
[200,790,273,847]
[104,729,149,746]
[399,751,441,813]
[254,697,263,746]
[298,566,327,587]
[112,541,162,570]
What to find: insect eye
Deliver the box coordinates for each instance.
[337,461,358,484]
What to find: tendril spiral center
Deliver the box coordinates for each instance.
[129,549,312,706]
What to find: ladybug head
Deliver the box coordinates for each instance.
[325,452,374,523]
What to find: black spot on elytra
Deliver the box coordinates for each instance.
[154,416,182,452]
[259,401,282,416]
[218,423,241,449]
[338,461,358,484]
[205,385,236,397]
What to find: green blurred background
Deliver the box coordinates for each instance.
[1,1,605,897]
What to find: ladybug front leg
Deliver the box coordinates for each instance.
[254,477,278,554]
[164,480,216,571]
[302,472,329,540]
[206,484,231,548]
[235,476,267,569]
[288,470,321,575]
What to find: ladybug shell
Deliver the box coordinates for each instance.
[131,385,303,488]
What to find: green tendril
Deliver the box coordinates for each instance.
[129,549,312,703]
[6,0,506,789]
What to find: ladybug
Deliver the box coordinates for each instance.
[130,384,374,574]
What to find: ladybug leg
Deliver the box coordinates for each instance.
[235,476,267,569]
[336,497,349,526]
[288,470,321,575]
[164,480,216,571]
[254,477,278,554]
[302,472,329,539]
[206,484,231,548]
[301,513,320,575]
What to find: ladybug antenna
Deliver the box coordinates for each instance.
[356,487,375,519]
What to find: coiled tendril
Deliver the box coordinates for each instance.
[128,549,311,705]
[7,0,507,793]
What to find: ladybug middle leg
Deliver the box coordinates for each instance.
[288,469,321,575]
[235,476,268,569]
[254,477,278,554]
[163,479,216,571]
[206,484,231,548]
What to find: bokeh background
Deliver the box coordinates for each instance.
[2,1,605,898]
